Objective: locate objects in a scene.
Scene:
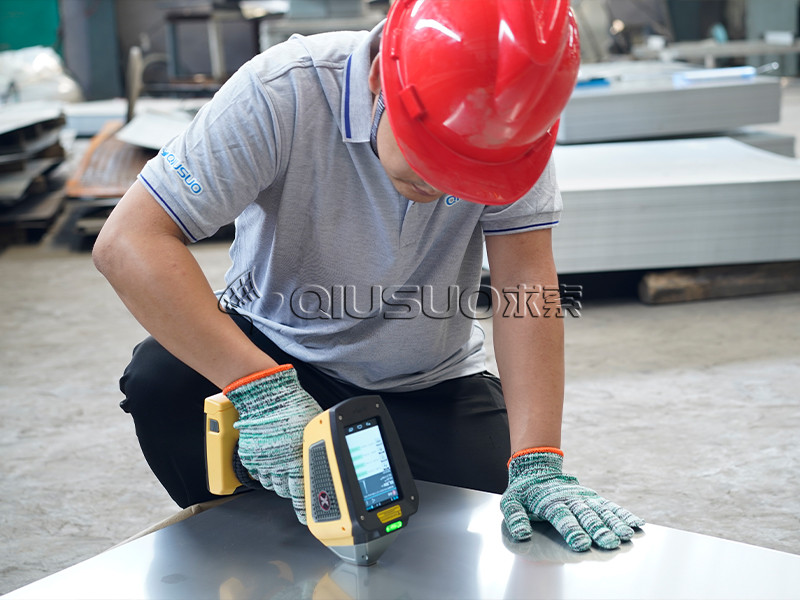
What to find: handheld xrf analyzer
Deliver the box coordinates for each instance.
[205,394,419,565]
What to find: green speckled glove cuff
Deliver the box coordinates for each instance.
[223,365,323,524]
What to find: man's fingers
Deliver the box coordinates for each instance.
[610,501,646,529]
[288,473,305,500]
[258,472,274,491]
[291,495,307,525]
[587,498,635,541]
[288,473,306,524]
[272,472,290,498]
[544,504,592,552]
[501,496,533,541]
[567,500,620,550]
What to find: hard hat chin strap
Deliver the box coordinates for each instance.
[369,91,386,159]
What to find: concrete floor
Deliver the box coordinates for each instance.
[2,80,800,593]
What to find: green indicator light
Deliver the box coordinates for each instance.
[385,521,403,533]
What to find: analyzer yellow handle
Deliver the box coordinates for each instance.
[204,393,241,495]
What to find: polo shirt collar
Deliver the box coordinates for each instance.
[341,20,385,143]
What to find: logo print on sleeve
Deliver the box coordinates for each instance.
[161,149,203,194]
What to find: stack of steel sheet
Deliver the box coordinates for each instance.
[559,62,782,145]
[551,137,800,273]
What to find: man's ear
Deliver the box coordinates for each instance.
[368,52,382,95]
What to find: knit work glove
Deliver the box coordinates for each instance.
[500,447,644,551]
[223,365,322,524]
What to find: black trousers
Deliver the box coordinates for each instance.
[120,313,511,508]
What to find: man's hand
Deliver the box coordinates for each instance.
[500,447,644,551]
[223,365,322,524]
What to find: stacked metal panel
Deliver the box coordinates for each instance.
[0,102,65,208]
[550,138,800,273]
[289,0,363,18]
[558,62,782,144]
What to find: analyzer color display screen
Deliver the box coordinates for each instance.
[344,418,400,511]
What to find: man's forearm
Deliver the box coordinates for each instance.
[492,290,565,453]
[93,182,278,388]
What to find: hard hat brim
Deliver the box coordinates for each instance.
[386,95,560,206]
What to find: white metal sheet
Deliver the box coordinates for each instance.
[4,482,800,600]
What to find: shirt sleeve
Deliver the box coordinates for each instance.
[137,62,283,242]
[479,157,563,236]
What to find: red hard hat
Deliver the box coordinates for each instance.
[380,0,580,205]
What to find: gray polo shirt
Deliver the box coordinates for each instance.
[138,22,562,391]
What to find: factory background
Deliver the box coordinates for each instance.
[1,0,799,596]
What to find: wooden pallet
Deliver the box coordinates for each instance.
[65,120,154,199]
[639,262,800,304]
